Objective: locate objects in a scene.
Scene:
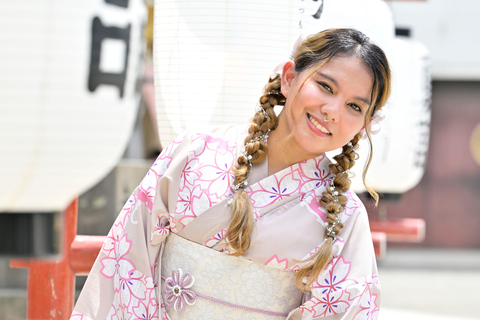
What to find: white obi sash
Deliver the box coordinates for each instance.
[161,233,304,319]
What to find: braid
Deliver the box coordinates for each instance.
[294,132,362,290]
[225,76,284,256]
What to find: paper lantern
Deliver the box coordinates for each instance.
[153,0,299,147]
[0,1,146,212]
[298,0,395,48]
[350,37,431,193]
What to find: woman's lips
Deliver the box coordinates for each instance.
[307,113,331,135]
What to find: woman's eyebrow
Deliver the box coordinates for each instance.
[316,71,338,86]
[355,96,371,106]
[316,71,371,105]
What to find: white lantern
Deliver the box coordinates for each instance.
[153,0,299,147]
[0,1,146,212]
[351,37,431,193]
[298,0,395,51]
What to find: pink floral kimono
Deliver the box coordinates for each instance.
[71,125,380,320]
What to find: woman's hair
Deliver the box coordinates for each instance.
[226,28,391,290]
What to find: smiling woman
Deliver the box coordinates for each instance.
[71,28,391,320]
[270,55,373,168]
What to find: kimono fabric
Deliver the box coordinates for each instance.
[71,125,381,320]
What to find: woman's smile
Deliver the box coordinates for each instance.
[307,113,331,135]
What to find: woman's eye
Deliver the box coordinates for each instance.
[349,103,362,112]
[320,83,332,92]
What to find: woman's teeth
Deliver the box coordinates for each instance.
[308,115,331,134]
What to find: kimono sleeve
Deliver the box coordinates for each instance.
[70,135,189,320]
[289,209,381,320]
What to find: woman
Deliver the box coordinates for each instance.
[71,28,391,320]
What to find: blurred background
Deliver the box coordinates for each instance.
[0,0,479,319]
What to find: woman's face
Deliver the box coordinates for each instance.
[277,54,373,161]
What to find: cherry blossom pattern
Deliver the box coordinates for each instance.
[204,229,227,248]
[264,255,289,270]
[302,188,329,223]
[132,298,158,320]
[300,290,351,318]
[312,256,353,296]
[343,190,362,217]
[107,303,133,320]
[139,139,183,211]
[151,137,183,177]
[248,170,301,209]
[195,144,235,201]
[179,156,202,191]
[164,268,197,312]
[100,234,136,293]
[345,275,381,320]
[297,155,333,193]
[174,185,211,227]
[159,303,171,320]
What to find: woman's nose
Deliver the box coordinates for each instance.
[321,100,341,122]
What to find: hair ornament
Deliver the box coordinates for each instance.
[325,178,341,241]
[231,130,271,193]
[362,109,385,139]
[257,106,269,119]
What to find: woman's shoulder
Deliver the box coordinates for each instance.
[342,187,368,223]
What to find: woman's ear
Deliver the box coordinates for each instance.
[280,60,296,98]
[360,116,374,130]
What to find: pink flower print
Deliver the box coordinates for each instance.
[300,290,350,318]
[303,189,328,223]
[346,275,380,319]
[196,134,230,153]
[152,215,171,246]
[265,255,289,270]
[180,157,202,189]
[175,185,211,227]
[316,290,350,317]
[249,172,300,208]
[138,187,154,211]
[160,303,171,320]
[196,148,235,200]
[175,185,194,216]
[343,191,361,217]
[168,215,178,233]
[152,139,181,177]
[133,299,158,320]
[120,193,137,226]
[298,156,332,188]
[353,288,379,320]
[312,256,352,296]
[103,221,126,256]
[204,229,227,248]
[119,270,147,302]
[108,303,133,320]
[154,215,170,237]
[100,234,136,292]
[164,269,196,312]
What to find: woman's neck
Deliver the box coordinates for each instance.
[266,126,314,176]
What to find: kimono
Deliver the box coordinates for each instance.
[71,125,380,320]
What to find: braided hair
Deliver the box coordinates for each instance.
[226,28,391,290]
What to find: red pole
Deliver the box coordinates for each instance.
[11,198,78,320]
